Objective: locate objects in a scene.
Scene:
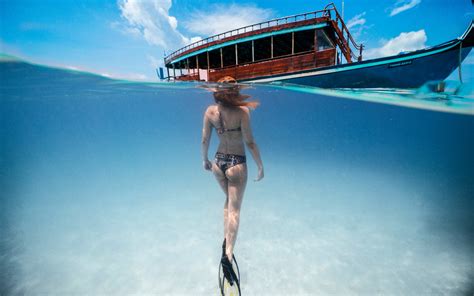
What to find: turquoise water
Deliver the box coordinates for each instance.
[1,59,473,295]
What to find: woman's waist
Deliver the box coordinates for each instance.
[215,152,246,162]
[216,144,245,156]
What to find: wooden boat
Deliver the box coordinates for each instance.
[161,3,473,88]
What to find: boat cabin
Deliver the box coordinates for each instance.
[163,3,363,82]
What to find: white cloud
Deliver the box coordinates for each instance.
[347,12,366,29]
[100,70,150,80]
[65,65,81,71]
[110,21,142,38]
[364,29,427,59]
[183,4,274,37]
[346,12,369,39]
[389,0,421,17]
[147,54,162,68]
[122,73,150,80]
[118,0,199,50]
[117,1,271,54]
[64,63,150,81]
[100,72,112,78]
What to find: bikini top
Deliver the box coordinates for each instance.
[216,107,241,134]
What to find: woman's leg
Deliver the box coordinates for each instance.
[212,163,229,239]
[224,163,248,261]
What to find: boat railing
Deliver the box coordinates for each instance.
[164,2,364,64]
[324,3,363,61]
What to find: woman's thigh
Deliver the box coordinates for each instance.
[212,162,228,195]
[225,164,248,207]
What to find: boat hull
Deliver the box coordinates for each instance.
[245,39,472,88]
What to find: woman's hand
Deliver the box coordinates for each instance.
[254,166,264,181]
[203,159,212,171]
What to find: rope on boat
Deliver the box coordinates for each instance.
[458,42,463,84]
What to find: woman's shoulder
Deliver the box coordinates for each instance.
[237,106,250,113]
[205,105,218,115]
[238,106,250,117]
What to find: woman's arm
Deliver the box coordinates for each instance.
[201,110,212,171]
[241,108,264,181]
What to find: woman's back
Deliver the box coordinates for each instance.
[206,104,246,156]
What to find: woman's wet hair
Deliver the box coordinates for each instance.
[217,76,238,84]
[214,76,259,109]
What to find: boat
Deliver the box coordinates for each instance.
[161,3,473,88]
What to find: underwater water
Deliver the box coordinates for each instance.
[1,59,473,295]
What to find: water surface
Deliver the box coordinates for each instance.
[1,60,473,295]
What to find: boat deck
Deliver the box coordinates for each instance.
[164,3,363,82]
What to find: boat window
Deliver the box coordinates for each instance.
[317,29,334,51]
[197,52,208,69]
[178,60,189,75]
[294,29,315,53]
[254,37,272,61]
[222,45,236,67]
[188,57,196,69]
[237,41,253,64]
[208,49,221,69]
[176,60,185,71]
[273,33,292,57]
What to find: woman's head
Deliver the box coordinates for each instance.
[217,76,238,84]
[213,76,259,109]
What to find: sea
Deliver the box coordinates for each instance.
[1,57,473,295]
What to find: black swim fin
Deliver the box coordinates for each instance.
[221,254,238,286]
[222,238,226,259]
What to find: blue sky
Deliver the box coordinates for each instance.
[1,0,473,80]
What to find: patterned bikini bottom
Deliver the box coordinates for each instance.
[215,152,246,174]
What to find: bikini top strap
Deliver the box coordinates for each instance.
[216,105,241,133]
[217,105,224,133]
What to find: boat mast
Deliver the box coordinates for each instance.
[339,0,344,64]
[341,0,344,20]
[458,42,463,83]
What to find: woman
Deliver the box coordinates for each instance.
[201,76,264,284]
